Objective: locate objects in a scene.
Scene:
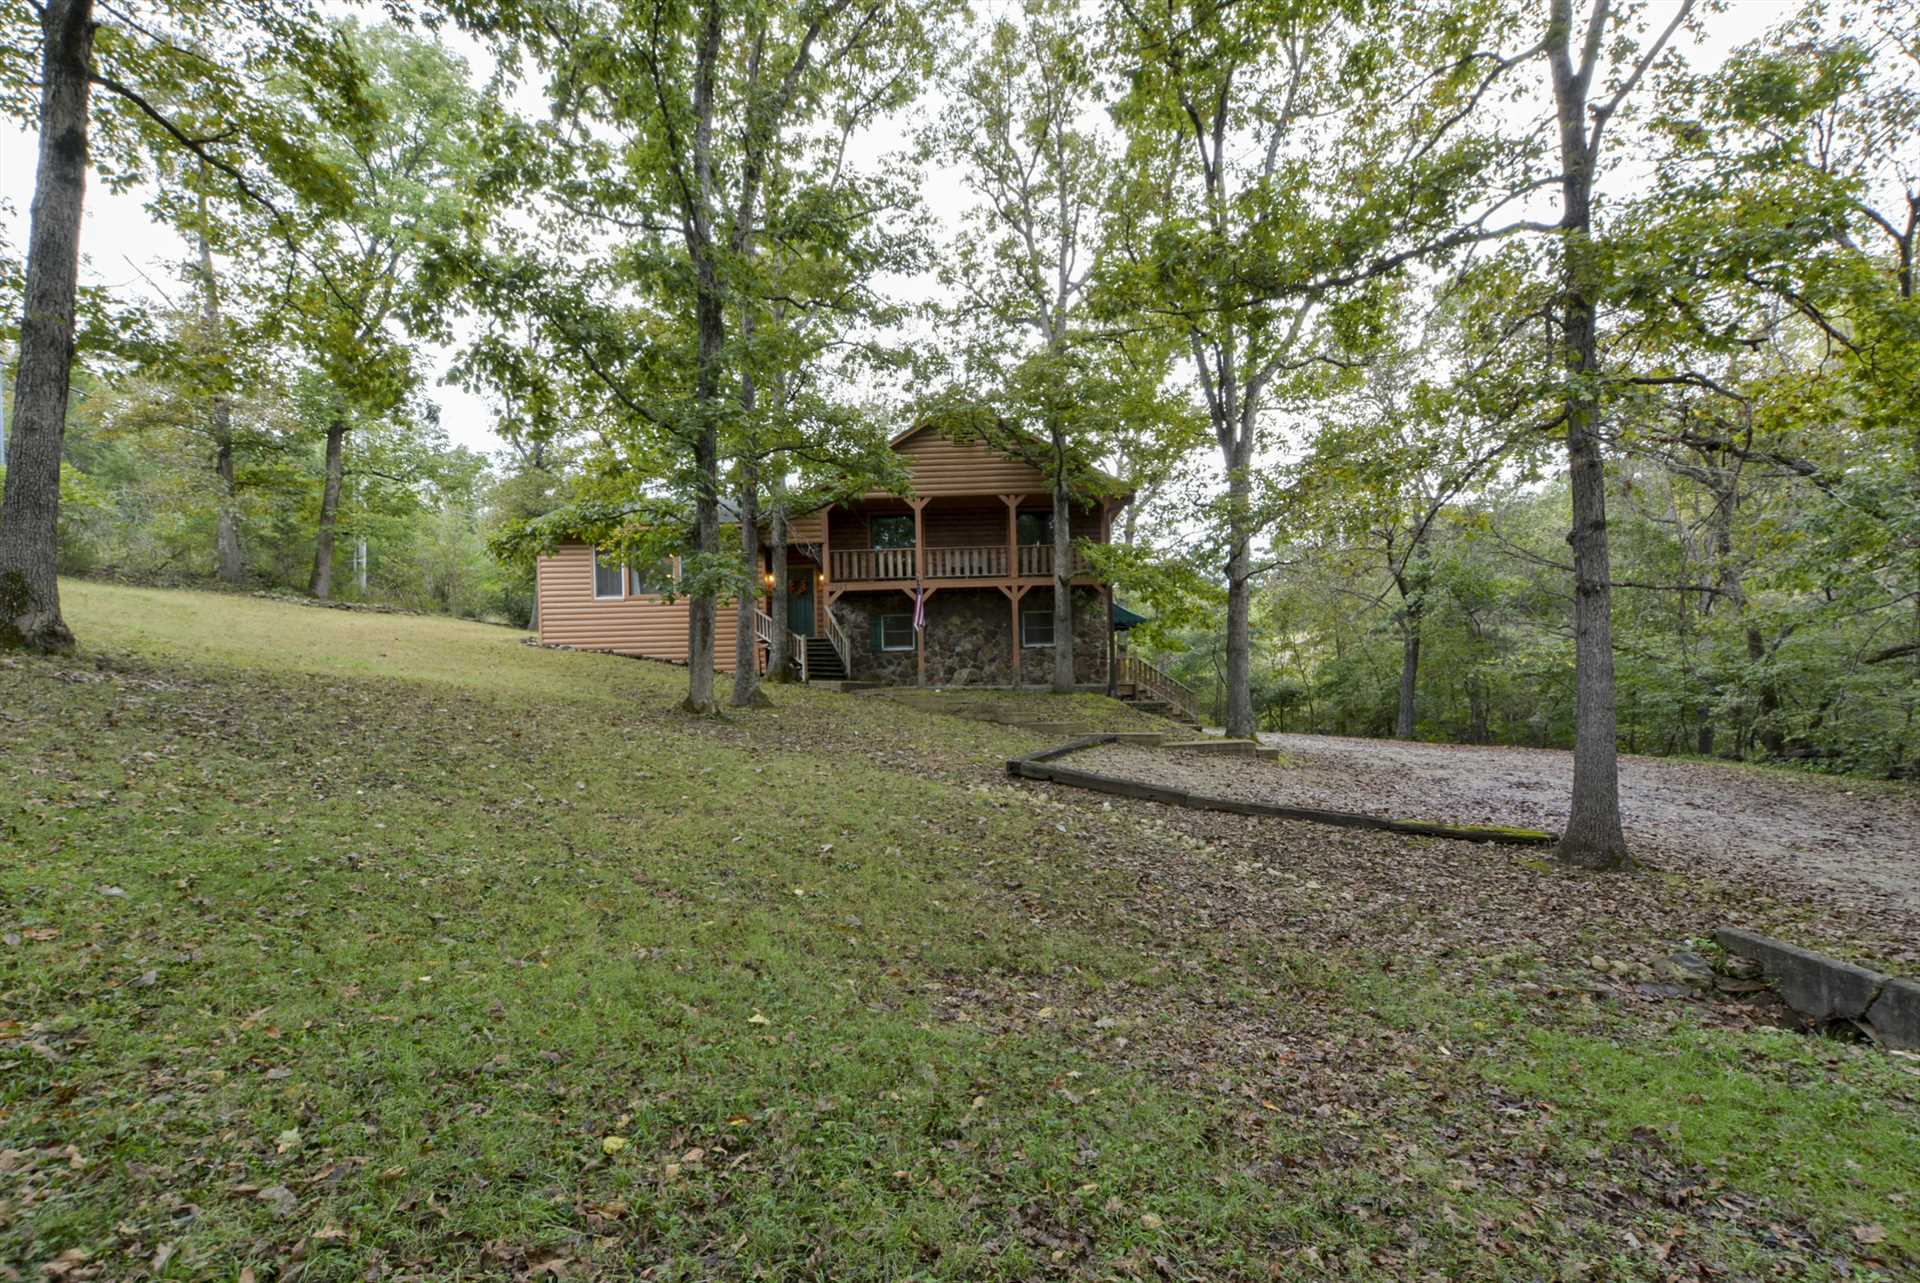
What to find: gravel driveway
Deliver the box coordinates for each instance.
[1237,733,1920,919]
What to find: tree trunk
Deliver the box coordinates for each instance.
[0,0,93,653]
[683,280,723,715]
[1557,295,1629,867]
[1396,610,1421,740]
[1550,5,1628,869]
[1051,475,1074,693]
[685,419,719,714]
[732,459,769,708]
[308,413,346,599]
[1467,674,1489,745]
[768,490,791,681]
[1747,625,1783,756]
[1223,459,1254,738]
[679,0,725,717]
[215,437,244,584]
[198,195,245,587]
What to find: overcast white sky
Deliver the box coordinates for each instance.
[0,1,1797,459]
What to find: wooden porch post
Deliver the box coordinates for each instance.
[1100,500,1116,693]
[911,499,931,685]
[1106,585,1116,695]
[821,502,832,588]
[910,496,929,580]
[1001,496,1024,686]
[1003,583,1032,687]
[907,585,938,686]
[1001,494,1019,581]
[1010,586,1021,686]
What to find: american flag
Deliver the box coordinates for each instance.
[912,585,926,633]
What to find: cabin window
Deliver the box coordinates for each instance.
[629,560,674,596]
[593,553,625,599]
[871,514,915,549]
[1021,608,1055,648]
[874,613,915,651]
[1016,512,1054,545]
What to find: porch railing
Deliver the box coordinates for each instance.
[753,608,780,678]
[829,544,1091,582]
[1117,652,1202,724]
[830,547,917,582]
[1016,544,1092,578]
[924,545,1008,578]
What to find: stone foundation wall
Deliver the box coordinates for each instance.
[829,587,1110,686]
[1020,588,1110,686]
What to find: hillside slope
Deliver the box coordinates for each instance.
[2,581,1914,1280]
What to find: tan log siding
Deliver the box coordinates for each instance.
[785,510,827,542]
[887,428,1049,496]
[536,542,748,669]
[930,506,1006,546]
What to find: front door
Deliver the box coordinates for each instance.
[786,570,815,636]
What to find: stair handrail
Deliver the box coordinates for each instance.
[753,607,777,677]
[822,605,850,673]
[1121,653,1202,724]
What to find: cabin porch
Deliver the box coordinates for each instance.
[817,496,1106,590]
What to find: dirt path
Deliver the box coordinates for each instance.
[1254,733,1920,920]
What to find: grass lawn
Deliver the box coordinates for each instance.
[3,580,1915,1280]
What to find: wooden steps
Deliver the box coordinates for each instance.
[802,635,847,682]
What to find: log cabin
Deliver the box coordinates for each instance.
[534,424,1185,705]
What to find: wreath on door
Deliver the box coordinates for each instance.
[789,574,811,597]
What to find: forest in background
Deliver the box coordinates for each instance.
[2,0,1915,851]
[13,359,554,625]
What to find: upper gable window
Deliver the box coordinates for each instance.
[594,552,625,599]
[871,514,915,549]
[1016,512,1054,546]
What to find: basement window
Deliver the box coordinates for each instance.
[1021,609,1055,648]
[594,553,625,600]
[875,613,915,652]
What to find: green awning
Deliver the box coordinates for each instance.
[1112,602,1151,630]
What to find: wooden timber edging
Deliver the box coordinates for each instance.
[1006,736,1557,847]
